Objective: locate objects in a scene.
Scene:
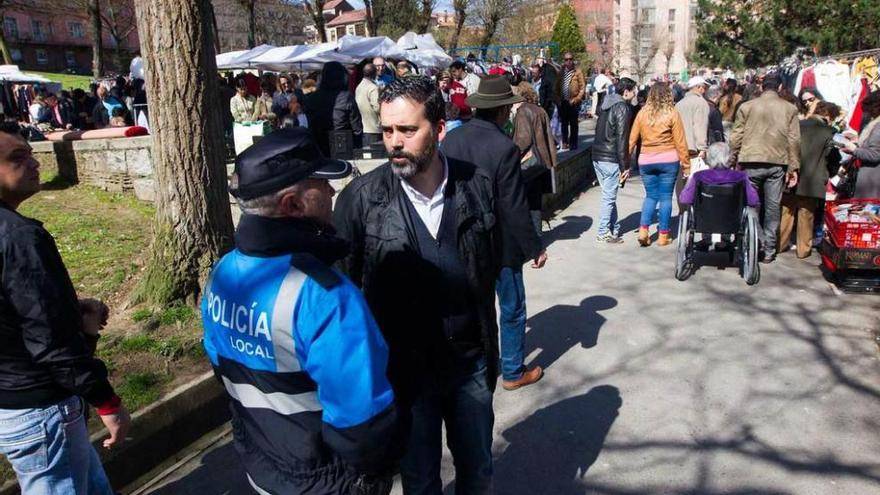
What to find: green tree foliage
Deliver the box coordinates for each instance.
[695,0,880,69]
[551,4,588,65]
[374,0,420,39]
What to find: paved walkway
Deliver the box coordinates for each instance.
[134,173,880,495]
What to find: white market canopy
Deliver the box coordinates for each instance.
[214,33,453,71]
[0,65,55,84]
[217,44,275,69]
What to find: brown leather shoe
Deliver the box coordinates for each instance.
[502,366,544,391]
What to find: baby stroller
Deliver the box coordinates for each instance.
[675,181,761,285]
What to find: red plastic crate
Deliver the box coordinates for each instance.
[824,199,880,249]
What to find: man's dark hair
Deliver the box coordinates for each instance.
[761,75,781,91]
[0,120,21,137]
[861,90,880,121]
[618,77,637,94]
[362,63,377,79]
[445,102,460,121]
[379,75,444,125]
[72,88,85,99]
[474,106,509,122]
[449,60,466,71]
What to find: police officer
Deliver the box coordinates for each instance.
[202,128,403,495]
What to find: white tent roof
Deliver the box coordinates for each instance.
[0,65,54,83]
[217,44,275,69]
[337,35,408,60]
[396,32,452,69]
[215,50,248,69]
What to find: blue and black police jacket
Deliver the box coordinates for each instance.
[202,243,400,494]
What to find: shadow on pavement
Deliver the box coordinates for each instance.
[494,385,622,495]
[543,215,593,246]
[525,295,617,370]
[147,441,250,495]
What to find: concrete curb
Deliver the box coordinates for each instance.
[0,371,229,495]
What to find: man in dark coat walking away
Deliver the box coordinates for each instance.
[335,76,502,495]
[441,75,547,394]
[304,61,363,156]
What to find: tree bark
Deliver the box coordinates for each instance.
[246,0,256,48]
[0,28,11,65]
[448,0,467,52]
[417,0,433,34]
[305,0,328,43]
[363,0,376,36]
[132,0,234,306]
[89,0,103,78]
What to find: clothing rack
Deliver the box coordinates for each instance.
[818,48,880,62]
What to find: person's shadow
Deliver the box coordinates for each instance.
[542,215,593,247]
[525,295,617,370]
[494,385,623,495]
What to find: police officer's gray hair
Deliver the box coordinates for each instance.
[237,184,299,216]
[706,142,731,169]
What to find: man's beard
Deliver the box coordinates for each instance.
[388,135,437,179]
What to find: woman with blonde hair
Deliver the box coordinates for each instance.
[629,82,690,246]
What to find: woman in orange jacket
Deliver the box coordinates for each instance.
[629,83,691,246]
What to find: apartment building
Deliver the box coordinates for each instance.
[613,0,698,81]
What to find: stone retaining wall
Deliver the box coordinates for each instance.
[32,137,156,201]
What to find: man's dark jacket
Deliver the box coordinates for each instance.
[591,93,633,171]
[536,75,556,120]
[0,202,114,409]
[304,62,363,156]
[441,118,543,268]
[334,159,501,403]
[708,101,724,144]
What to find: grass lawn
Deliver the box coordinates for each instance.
[27,71,93,91]
[1,179,212,486]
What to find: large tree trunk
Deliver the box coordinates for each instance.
[363,0,376,36]
[305,0,328,43]
[89,0,103,78]
[246,0,256,48]
[132,0,234,306]
[448,7,466,52]
[417,0,433,33]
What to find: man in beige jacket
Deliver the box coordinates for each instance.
[674,76,710,211]
[729,75,800,263]
[355,63,382,147]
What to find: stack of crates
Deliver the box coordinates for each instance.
[820,199,880,292]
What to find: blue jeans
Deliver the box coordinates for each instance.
[592,160,621,237]
[0,396,113,495]
[640,162,680,233]
[496,267,526,381]
[400,360,494,495]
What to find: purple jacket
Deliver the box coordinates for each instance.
[679,168,760,207]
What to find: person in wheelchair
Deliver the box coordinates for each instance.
[679,142,760,251]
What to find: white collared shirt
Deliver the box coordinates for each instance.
[399,156,449,239]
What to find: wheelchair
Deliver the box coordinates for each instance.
[675,181,761,285]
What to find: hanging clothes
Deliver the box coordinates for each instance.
[847,77,869,132]
[813,60,851,108]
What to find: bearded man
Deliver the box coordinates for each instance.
[335,76,502,495]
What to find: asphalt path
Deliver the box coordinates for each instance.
[133,162,880,495]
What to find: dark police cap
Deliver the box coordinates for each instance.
[229,127,352,200]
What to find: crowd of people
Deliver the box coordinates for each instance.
[14,76,147,135]
[0,45,878,495]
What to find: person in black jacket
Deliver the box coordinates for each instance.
[0,128,130,493]
[335,76,501,495]
[590,77,637,243]
[705,85,725,144]
[303,61,363,156]
[530,62,556,122]
[441,75,547,396]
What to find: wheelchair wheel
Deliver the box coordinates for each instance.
[741,210,760,285]
[675,209,694,281]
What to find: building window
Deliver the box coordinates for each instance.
[4,18,18,39]
[68,21,84,39]
[326,28,336,41]
[640,8,654,24]
[35,49,48,65]
[10,49,21,62]
[32,20,47,41]
[669,9,676,22]
[345,24,356,35]
[65,50,76,67]
[668,24,675,34]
